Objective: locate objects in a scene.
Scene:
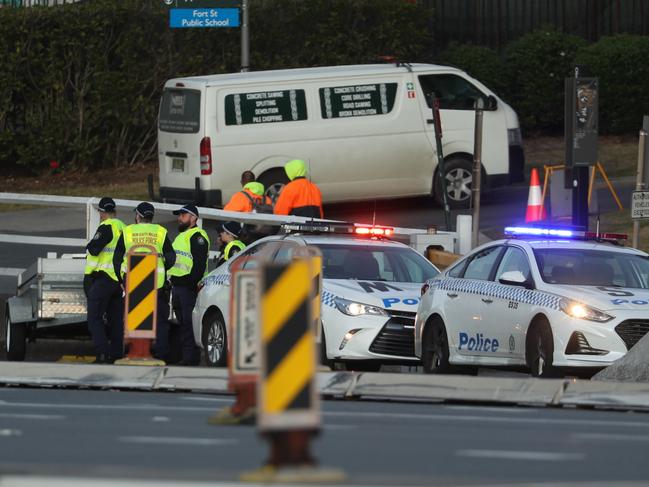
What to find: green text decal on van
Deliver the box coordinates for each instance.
[159,89,201,133]
[319,83,398,119]
[225,90,307,125]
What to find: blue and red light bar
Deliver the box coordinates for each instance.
[282,222,394,238]
[505,226,627,241]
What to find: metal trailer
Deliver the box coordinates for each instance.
[3,253,88,361]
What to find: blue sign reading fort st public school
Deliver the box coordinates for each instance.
[170,8,240,28]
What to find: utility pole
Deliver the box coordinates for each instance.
[240,0,249,72]
[471,99,484,249]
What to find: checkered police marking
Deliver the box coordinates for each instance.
[202,273,230,288]
[437,278,562,310]
[321,290,337,308]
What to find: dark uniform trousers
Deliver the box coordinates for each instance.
[153,288,171,362]
[87,274,124,360]
[172,285,201,364]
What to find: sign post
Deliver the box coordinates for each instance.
[565,66,599,230]
[115,246,164,366]
[208,256,260,425]
[632,130,648,248]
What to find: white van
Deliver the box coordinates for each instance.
[157,63,524,209]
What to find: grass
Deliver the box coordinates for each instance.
[524,135,640,179]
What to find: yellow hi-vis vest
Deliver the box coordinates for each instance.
[84,218,126,281]
[121,223,167,289]
[224,240,246,261]
[168,226,210,278]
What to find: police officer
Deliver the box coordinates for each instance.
[216,221,245,267]
[273,159,323,218]
[84,197,125,364]
[168,204,209,366]
[112,202,176,362]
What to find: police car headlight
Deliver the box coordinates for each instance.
[559,299,613,323]
[334,297,387,317]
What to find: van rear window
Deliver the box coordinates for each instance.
[319,83,398,119]
[225,90,307,125]
[159,89,201,133]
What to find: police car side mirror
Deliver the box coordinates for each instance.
[498,270,529,288]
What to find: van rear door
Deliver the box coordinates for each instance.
[158,85,206,203]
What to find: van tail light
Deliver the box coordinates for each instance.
[200,137,212,175]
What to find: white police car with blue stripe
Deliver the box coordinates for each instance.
[192,223,439,370]
[414,226,649,377]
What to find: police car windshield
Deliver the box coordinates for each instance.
[534,248,649,289]
[316,244,439,283]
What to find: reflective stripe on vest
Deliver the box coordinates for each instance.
[122,223,167,289]
[224,240,245,261]
[84,218,126,281]
[168,227,210,278]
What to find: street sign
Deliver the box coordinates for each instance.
[631,191,649,219]
[169,8,240,28]
[163,0,241,7]
[231,270,260,375]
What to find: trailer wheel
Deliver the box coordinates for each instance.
[4,306,26,362]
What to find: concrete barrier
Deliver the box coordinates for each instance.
[3,362,649,411]
[559,380,649,410]
[350,372,566,406]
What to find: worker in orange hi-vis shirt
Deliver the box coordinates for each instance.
[273,159,323,219]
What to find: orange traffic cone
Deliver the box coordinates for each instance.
[525,168,546,222]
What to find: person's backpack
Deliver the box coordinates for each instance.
[240,191,273,214]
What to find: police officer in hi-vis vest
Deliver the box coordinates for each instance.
[168,204,210,366]
[112,202,176,362]
[216,221,246,267]
[85,197,126,364]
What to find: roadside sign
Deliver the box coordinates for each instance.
[231,269,260,376]
[258,258,319,432]
[631,191,649,219]
[169,8,240,28]
[124,248,158,339]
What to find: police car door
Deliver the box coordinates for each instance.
[447,245,504,358]
[489,246,533,360]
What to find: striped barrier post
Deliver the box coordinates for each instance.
[208,256,260,425]
[241,255,345,482]
[115,245,164,366]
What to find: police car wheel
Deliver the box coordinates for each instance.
[422,318,452,374]
[4,307,26,362]
[202,313,227,367]
[320,327,333,369]
[526,319,559,378]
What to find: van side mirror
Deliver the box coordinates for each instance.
[485,95,498,111]
[499,270,531,288]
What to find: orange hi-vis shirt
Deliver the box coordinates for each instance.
[223,189,271,212]
[274,177,323,218]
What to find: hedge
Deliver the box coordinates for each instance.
[0,0,432,174]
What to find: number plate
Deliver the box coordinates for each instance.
[171,158,185,173]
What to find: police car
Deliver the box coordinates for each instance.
[414,226,649,377]
[192,223,439,370]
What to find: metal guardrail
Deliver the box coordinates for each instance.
[0,191,457,243]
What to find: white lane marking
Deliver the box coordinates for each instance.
[0,400,214,412]
[119,436,238,447]
[0,267,24,277]
[179,396,233,403]
[444,405,529,413]
[0,429,22,437]
[324,411,649,429]
[151,416,170,422]
[573,432,649,442]
[0,413,65,420]
[457,449,585,461]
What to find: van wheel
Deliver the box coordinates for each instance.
[434,158,474,209]
[4,307,26,362]
[258,168,289,205]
